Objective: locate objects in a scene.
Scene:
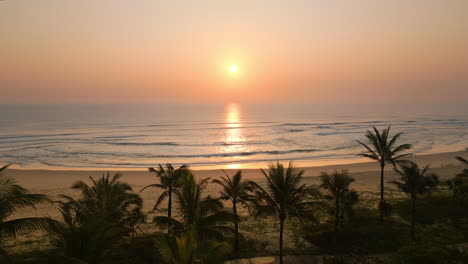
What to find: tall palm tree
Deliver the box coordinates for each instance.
[154,173,234,241]
[212,170,253,251]
[155,230,230,264]
[250,162,319,264]
[0,165,48,263]
[356,125,412,222]
[391,164,439,241]
[141,164,189,220]
[448,153,468,204]
[46,172,143,263]
[319,170,358,231]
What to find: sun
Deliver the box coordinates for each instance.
[229,65,237,73]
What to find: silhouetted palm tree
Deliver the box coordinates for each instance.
[46,200,129,264]
[448,153,468,204]
[155,230,230,264]
[0,165,48,263]
[319,170,358,231]
[356,125,412,222]
[154,173,234,241]
[212,170,254,251]
[71,172,143,224]
[391,164,439,241]
[141,164,189,221]
[455,154,468,179]
[46,173,143,263]
[250,162,319,264]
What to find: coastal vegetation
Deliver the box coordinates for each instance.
[391,164,439,241]
[212,170,254,252]
[319,170,358,232]
[356,126,412,222]
[1,132,468,264]
[249,162,319,264]
[0,165,49,264]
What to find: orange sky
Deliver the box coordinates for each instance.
[1,0,467,104]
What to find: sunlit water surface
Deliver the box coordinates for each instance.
[0,103,466,170]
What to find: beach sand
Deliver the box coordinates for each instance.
[4,150,467,257]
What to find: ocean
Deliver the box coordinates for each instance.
[0,103,467,170]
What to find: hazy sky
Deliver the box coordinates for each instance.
[1,0,467,104]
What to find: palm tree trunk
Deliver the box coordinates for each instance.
[380,164,385,222]
[334,199,340,232]
[411,195,416,241]
[279,218,284,264]
[233,201,239,252]
[168,188,172,232]
[168,191,172,219]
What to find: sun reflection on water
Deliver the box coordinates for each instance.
[220,104,247,167]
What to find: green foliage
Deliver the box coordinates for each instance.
[390,242,468,264]
[103,235,162,264]
[378,200,393,217]
[212,170,254,251]
[68,172,143,224]
[154,173,235,241]
[393,192,468,233]
[319,170,358,230]
[392,164,439,198]
[0,165,49,263]
[154,230,230,264]
[212,170,254,206]
[323,250,388,264]
[305,208,411,254]
[356,125,412,221]
[250,162,320,264]
[45,173,143,264]
[356,126,413,168]
[6,157,468,263]
[391,163,439,240]
[447,155,468,204]
[142,164,190,218]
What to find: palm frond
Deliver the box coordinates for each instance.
[0,217,50,239]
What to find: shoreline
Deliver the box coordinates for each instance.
[5,150,466,191]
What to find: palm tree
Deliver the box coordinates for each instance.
[46,172,143,263]
[250,162,319,264]
[455,153,468,179]
[46,200,129,264]
[141,164,189,221]
[391,163,439,241]
[0,165,48,263]
[319,170,358,231]
[356,125,412,222]
[155,230,230,264]
[70,172,143,224]
[448,153,468,204]
[154,173,234,241]
[212,170,253,251]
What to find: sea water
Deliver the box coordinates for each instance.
[0,103,466,169]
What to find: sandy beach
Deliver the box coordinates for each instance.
[4,149,467,258]
[6,150,466,217]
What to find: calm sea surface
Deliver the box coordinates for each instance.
[0,104,467,170]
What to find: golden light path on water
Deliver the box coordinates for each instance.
[221,103,246,169]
